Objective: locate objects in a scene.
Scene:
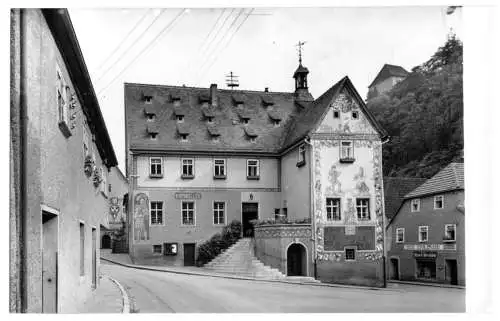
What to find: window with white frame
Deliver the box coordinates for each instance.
[418,226,429,242]
[182,158,194,177]
[182,201,195,225]
[444,224,456,241]
[56,64,71,137]
[411,199,421,212]
[396,228,405,243]
[213,159,226,178]
[340,141,353,159]
[213,202,225,225]
[247,159,259,178]
[297,144,306,166]
[150,157,163,177]
[326,198,341,221]
[356,198,370,220]
[150,201,163,225]
[434,195,444,209]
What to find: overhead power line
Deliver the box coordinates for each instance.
[95,9,151,72]
[95,9,167,83]
[198,8,254,84]
[196,9,246,83]
[97,9,187,97]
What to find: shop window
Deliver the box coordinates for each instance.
[274,208,281,220]
[164,243,178,256]
[153,244,162,254]
[416,259,437,280]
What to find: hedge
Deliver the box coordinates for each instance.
[196,220,242,266]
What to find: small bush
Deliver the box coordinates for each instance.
[196,220,242,266]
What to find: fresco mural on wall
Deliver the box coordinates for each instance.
[134,192,150,241]
[109,197,122,223]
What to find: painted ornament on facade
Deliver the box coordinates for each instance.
[326,165,342,195]
[371,142,384,260]
[354,166,370,195]
[109,197,121,223]
[134,193,150,241]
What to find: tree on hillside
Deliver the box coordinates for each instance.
[368,34,463,178]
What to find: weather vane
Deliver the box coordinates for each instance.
[296,41,307,65]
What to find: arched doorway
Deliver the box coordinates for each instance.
[101,234,111,249]
[287,243,307,276]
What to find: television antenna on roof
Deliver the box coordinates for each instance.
[225,71,239,89]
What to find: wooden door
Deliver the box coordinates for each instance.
[242,203,258,237]
[390,258,399,280]
[42,212,58,313]
[446,259,458,285]
[183,243,196,266]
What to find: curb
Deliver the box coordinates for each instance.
[101,257,392,292]
[389,280,465,290]
[106,275,131,313]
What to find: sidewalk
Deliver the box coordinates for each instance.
[101,255,395,292]
[79,275,127,313]
[389,280,465,290]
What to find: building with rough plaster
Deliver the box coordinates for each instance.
[386,163,465,286]
[125,54,389,286]
[10,9,120,313]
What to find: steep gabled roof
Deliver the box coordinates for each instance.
[383,176,427,221]
[368,64,409,88]
[405,163,464,199]
[281,76,388,149]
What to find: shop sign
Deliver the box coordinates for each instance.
[404,244,456,251]
[175,192,202,200]
[413,251,437,258]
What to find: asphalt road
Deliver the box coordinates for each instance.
[101,263,465,313]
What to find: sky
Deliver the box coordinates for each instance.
[68,6,462,173]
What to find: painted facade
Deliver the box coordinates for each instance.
[310,89,386,287]
[125,59,387,286]
[10,9,119,313]
[386,163,464,286]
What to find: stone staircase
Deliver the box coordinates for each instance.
[204,238,320,283]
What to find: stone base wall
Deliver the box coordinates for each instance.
[317,259,384,287]
[254,224,313,277]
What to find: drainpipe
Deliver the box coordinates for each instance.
[380,136,390,287]
[304,137,317,279]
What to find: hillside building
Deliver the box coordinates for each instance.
[367,64,409,99]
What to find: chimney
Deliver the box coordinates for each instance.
[264,87,269,92]
[210,84,217,107]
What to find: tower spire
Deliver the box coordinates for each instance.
[293,40,313,102]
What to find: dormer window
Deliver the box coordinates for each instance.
[147,123,159,140]
[244,127,258,142]
[147,114,155,121]
[242,118,249,125]
[249,137,256,143]
[144,96,153,104]
[352,111,359,119]
[207,116,214,124]
[273,119,281,127]
[150,133,158,140]
[177,123,190,142]
[176,115,184,122]
[180,134,188,142]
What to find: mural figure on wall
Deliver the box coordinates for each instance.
[326,165,342,195]
[354,166,370,195]
[134,193,150,241]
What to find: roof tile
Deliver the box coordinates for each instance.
[405,163,464,199]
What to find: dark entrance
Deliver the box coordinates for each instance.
[242,202,258,237]
[101,234,111,249]
[287,243,307,276]
[92,228,97,289]
[42,211,58,313]
[445,259,458,285]
[390,258,400,280]
[183,243,196,266]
